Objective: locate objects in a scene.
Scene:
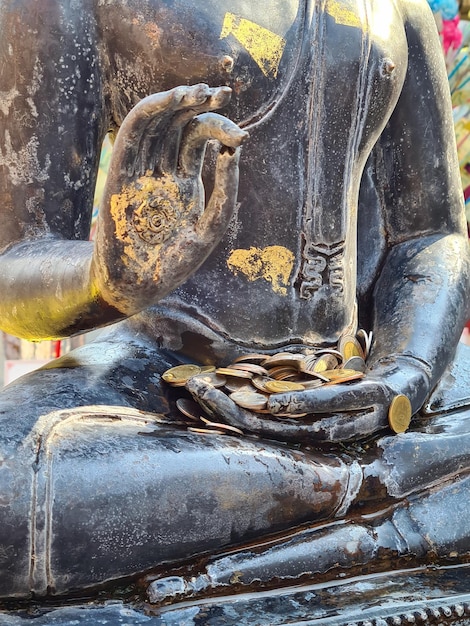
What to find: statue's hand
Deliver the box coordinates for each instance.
[93,84,248,314]
[187,356,431,443]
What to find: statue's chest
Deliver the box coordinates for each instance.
[100,0,406,131]
[99,0,303,125]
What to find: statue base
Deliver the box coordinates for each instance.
[2,564,470,625]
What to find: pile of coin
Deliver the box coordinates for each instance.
[162,330,412,434]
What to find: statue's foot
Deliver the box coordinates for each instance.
[147,574,211,604]
[146,518,397,605]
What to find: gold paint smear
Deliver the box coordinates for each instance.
[220,13,286,78]
[227,246,294,296]
[109,173,182,282]
[326,0,362,29]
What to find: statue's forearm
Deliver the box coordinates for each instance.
[370,233,470,386]
[0,240,124,340]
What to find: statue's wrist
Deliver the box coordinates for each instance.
[368,353,432,412]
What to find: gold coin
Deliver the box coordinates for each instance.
[264,380,305,393]
[224,378,255,393]
[388,395,412,434]
[339,335,364,360]
[313,354,339,373]
[200,365,216,373]
[230,391,268,410]
[322,369,364,384]
[321,368,359,379]
[162,364,202,385]
[216,367,253,379]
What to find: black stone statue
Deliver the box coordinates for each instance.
[1,0,470,623]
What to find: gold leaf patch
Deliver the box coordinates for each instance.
[227,246,294,295]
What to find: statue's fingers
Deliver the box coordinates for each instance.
[267,380,390,416]
[186,377,317,444]
[135,85,217,175]
[111,88,189,177]
[195,145,242,244]
[113,85,222,177]
[159,86,233,172]
[186,376,262,431]
[178,113,248,178]
[168,86,233,129]
[186,378,387,443]
[303,408,388,442]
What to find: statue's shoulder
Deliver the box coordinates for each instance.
[393,0,438,24]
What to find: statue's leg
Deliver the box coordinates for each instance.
[148,450,470,604]
[0,320,364,599]
[0,319,190,426]
[0,405,362,598]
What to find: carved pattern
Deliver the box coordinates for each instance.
[132,198,179,245]
[299,240,345,299]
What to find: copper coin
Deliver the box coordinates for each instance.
[192,372,227,388]
[216,367,253,379]
[187,427,226,435]
[262,353,305,369]
[232,353,270,364]
[176,398,202,421]
[230,363,269,376]
[200,416,244,435]
[267,366,299,380]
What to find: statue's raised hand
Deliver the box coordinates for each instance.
[92,84,248,314]
[187,354,431,443]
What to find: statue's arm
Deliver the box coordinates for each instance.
[0,6,246,341]
[0,4,112,340]
[370,0,470,386]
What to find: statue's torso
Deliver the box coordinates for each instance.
[97,0,408,352]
